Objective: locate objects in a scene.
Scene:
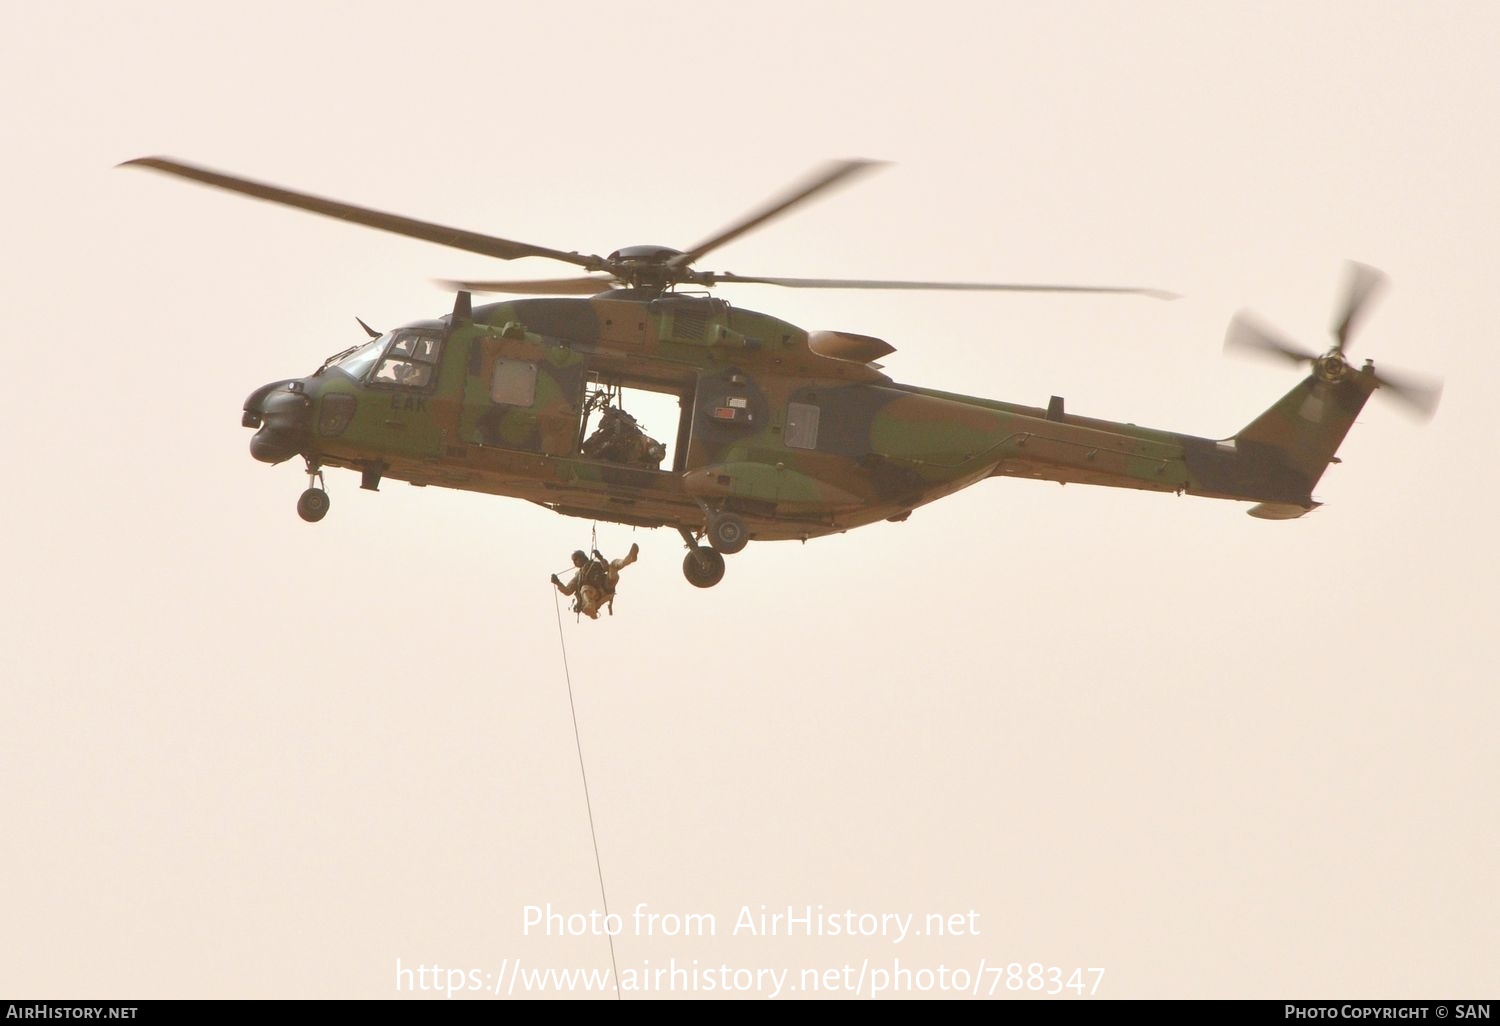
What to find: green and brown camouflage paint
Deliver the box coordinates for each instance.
[270,292,1375,542]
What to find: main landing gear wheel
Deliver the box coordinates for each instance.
[297,487,330,523]
[682,547,726,588]
[706,512,748,555]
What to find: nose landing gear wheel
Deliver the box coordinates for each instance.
[682,547,726,588]
[297,487,330,523]
[706,512,748,554]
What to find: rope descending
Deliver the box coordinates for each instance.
[550,585,622,1000]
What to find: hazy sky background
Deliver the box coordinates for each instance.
[4,0,1496,999]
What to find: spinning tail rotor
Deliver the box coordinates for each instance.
[1224,262,1442,419]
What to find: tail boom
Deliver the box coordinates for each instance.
[976,369,1378,515]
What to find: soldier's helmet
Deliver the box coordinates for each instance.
[571,550,587,565]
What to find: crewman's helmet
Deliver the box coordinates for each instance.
[571,550,588,566]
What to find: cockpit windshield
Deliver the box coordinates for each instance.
[327,335,388,380]
[326,330,443,387]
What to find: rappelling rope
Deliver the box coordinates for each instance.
[551,562,582,622]
[551,584,623,1000]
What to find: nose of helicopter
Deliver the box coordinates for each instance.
[243,379,312,464]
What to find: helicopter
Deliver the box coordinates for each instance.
[121,157,1440,589]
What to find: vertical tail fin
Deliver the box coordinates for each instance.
[1230,370,1378,511]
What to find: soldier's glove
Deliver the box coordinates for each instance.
[550,574,560,586]
[592,549,605,561]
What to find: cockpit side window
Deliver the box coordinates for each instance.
[373,359,433,388]
[388,334,441,362]
[373,331,443,389]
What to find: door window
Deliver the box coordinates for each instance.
[785,401,820,449]
[491,360,538,406]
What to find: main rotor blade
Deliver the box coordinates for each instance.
[1332,260,1387,352]
[120,157,603,270]
[705,272,1176,298]
[438,276,618,295]
[670,159,885,268]
[1371,364,1443,420]
[1224,310,1318,366]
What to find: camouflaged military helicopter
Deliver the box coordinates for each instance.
[122,157,1440,589]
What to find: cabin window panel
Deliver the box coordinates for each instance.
[491,360,538,406]
[785,402,820,450]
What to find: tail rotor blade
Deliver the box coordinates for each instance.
[1332,261,1388,352]
[1224,310,1318,366]
[1371,365,1443,420]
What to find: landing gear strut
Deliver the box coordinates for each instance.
[298,463,329,523]
[679,526,726,588]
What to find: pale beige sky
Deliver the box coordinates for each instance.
[3,0,1496,1000]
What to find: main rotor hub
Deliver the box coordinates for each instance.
[606,245,692,292]
[608,245,684,265]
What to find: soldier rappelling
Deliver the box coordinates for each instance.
[551,543,640,619]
